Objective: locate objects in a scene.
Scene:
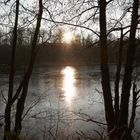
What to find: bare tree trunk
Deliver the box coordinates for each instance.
[14,80,29,138]
[4,0,19,139]
[119,0,139,128]
[99,0,114,132]
[13,0,43,138]
[127,83,139,136]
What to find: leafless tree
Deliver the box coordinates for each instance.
[4,0,20,139]
[51,0,140,139]
[3,0,43,139]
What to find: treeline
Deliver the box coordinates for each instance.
[0,41,140,67]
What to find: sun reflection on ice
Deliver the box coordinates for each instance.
[61,66,76,104]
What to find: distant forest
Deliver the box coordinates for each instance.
[0,40,140,68]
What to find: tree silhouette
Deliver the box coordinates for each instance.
[3,0,43,139]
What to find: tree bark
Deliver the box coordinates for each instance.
[127,83,138,136]
[4,0,19,139]
[99,0,114,132]
[119,0,139,127]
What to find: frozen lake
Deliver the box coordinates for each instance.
[0,65,140,139]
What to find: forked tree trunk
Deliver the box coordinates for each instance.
[14,79,29,137]
[13,0,43,138]
[99,0,114,132]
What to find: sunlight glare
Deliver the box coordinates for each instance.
[61,66,76,104]
[62,32,73,44]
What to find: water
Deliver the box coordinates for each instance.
[0,65,140,139]
[24,66,105,139]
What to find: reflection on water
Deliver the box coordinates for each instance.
[61,66,76,104]
[0,65,117,139]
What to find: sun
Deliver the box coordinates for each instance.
[62,32,73,44]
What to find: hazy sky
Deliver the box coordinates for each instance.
[0,0,134,39]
